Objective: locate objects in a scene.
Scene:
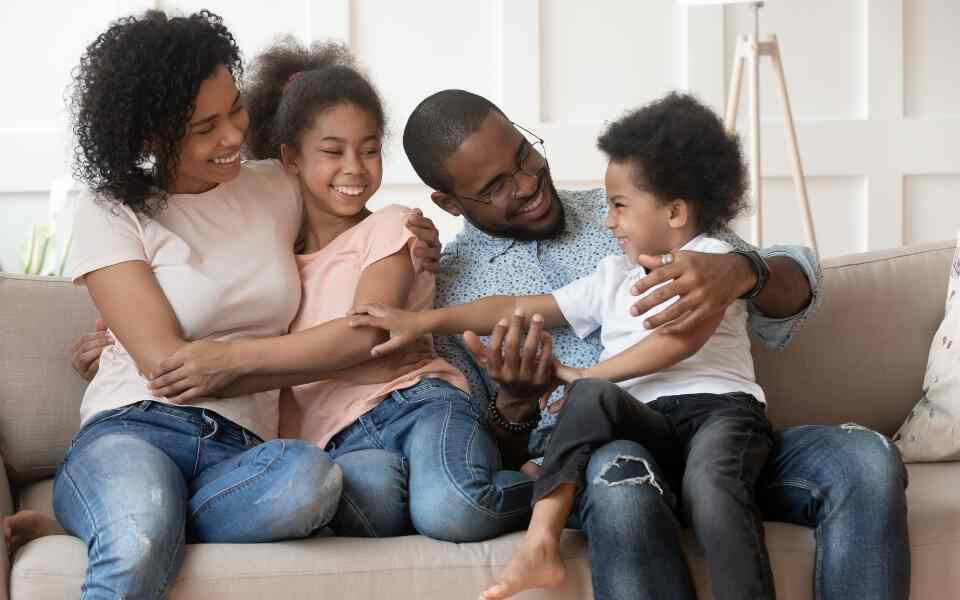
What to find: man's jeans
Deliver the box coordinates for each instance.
[325,377,533,542]
[543,379,775,600]
[52,401,342,600]
[573,423,910,600]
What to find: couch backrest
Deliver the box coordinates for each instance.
[0,273,97,483]
[0,240,954,483]
[754,239,955,435]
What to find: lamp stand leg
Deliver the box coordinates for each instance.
[748,33,762,247]
[768,35,820,257]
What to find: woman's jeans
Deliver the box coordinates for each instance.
[325,377,533,542]
[52,401,342,600]
[541,379,776,600]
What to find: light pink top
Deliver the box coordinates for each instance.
[279,204,468,448]
[67,160,302,440]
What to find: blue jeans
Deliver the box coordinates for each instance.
[325,378,533,542]
[52,401,342,600]
[573,424,910,600]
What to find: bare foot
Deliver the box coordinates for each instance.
[3,510,65,555]
[481,533,566,600]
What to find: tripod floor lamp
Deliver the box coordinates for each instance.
[681,0,820,257]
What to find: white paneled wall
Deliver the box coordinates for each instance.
[1,0,959,273]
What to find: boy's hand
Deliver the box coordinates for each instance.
[553,361,585,386]
[348,304,423,357]
[405,209,442,274]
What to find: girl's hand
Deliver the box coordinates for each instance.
[147,340,249,404]
[348,304,424,357]
[553,360,585,385]
[405,209,442,273]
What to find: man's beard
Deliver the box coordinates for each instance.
[467,177,566,242]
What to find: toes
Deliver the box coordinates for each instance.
[482,582,513,600]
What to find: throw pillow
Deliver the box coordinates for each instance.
[894,232,960,461]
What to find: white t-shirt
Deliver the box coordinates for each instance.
[67,160,303,441]
[552,234,765,404]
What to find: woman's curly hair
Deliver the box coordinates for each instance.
[597,93,747,234]
[245,37,385,160]
[70,10,242,215]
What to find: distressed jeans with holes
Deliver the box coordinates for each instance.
[537,378,775,600]
[52,401,343,600]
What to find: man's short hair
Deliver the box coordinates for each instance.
[403,89,505,192]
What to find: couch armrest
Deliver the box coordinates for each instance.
[0,452,13,600]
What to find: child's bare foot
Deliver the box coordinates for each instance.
[481,533,566,599]
[3,510,65,555]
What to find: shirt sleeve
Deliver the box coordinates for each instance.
[552,264,607,339]
[359,205,416,271]
[714,228,824,350]
[66,192,147,284]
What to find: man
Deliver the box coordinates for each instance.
[401,89,909,600]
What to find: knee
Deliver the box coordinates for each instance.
[264,440,343,536]
[565,379,620,415]
[832,427,908,507]
[584,441,674,521]
[333,450,409,537]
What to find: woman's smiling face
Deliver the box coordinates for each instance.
[168,64,249,195]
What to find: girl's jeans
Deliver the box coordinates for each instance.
[53,401,342,600]
[326,377,533,542]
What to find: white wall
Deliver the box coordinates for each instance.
[1,0,959,272]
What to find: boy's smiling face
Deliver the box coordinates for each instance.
[603,160,681,262]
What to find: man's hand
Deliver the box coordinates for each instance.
[147,339,248,403]
[463,311,556,405]
[71,318,113,381]
[630,251,755,334]
[405,209,442,274]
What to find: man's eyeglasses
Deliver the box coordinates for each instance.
[455,122,548,206]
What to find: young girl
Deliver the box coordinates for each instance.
[144,38,534,542]
[349,93,776,600]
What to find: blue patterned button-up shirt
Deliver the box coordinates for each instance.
[434,187,823,456]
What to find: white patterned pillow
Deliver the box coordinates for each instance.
[894,233,960,462]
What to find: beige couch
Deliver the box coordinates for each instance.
[1,239,957,600]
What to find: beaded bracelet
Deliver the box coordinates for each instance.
[487,397,539,433]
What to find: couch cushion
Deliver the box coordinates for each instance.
[0,274,96,483]
[753,240,956,435]
[17,462,960,599]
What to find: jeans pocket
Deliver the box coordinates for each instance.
[68,404,138,452]
[391,378,464,405]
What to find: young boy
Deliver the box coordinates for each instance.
[349,92,775,600]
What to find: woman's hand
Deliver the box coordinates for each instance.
[146,339,250,403]
[348,304,424,357]
[332,337,436,385]
[405,209,442,274]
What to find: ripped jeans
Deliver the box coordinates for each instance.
[537,379,775,600]
[52,401,343,600]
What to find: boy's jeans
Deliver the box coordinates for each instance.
[539,378,775,600]
[53,401,342,600]
[326,377,533,542]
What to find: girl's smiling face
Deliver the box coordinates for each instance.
[282,102,383,218]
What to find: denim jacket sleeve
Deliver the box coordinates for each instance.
[715,229,824,350]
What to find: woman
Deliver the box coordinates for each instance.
[5,10,439,599]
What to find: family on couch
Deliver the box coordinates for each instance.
[2,9,909,600]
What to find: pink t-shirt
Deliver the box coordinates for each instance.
[67,160,302,441]
[279,204,469,448]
